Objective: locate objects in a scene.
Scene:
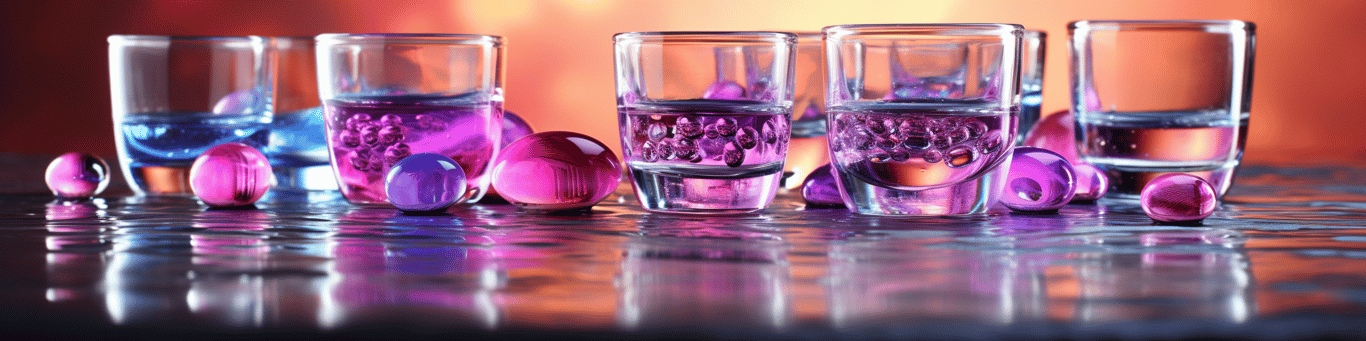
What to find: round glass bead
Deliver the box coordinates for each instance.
[44,152,110,199]
[1072,163,1110,201]
[384,153,467,213]
[801,164,844,208]
[1002,147,1076,212]
[491,131,622,212]
[1140,173,1217,223]
[189,143,273,207]
[500,111,535,148]
[702,81,746,100]
[212,90,260,115]
[1021,110,1080,164]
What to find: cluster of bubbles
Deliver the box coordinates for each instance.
[830,112,1005,168]
[628,114,788,168]
[334,113,440,173]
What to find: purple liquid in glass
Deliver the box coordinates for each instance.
[324,95,501,205]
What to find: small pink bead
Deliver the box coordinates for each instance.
[44,152,110,199]
[1002,147,1076,212]
[190,143,273,207]
[1022,110,1079,164]
[1071,163,1109,201]
[1140,173,1217,223]
[702,81,746,100]
[491,131,622,212]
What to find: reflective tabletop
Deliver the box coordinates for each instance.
[4,158,1366,339]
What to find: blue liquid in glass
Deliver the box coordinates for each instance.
[117,112,270,194]
[263,107,330,168]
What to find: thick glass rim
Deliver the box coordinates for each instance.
[613,31,797,45]
[107,35,262,44]
[315,33,503,46]
[823,24,1023,38]
[1069,20,1255,32]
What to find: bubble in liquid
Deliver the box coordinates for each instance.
[491,131,623,212]
[922,149,944,163]
[380,114,403,127]
[359,125,380,146]
[674,137,700,162]
[1072,163,1109,201]
[346,113,372,132]
[723,141,745,167]
[761,120,778,144]
[704,124,721,139]
[1140,173,1217,223]
[945,145,977,168]
[702,81,746,100]
[736,126,759,149]
[676,115,704,138]
[385,143,412,164]
[384,153,466,213]
[801,164,844,207]
[379,125,404,145]
[640,141,659,162]
[978,130,1005,155]
[212,90,260,115]
[415,114,434,130]
[189,142,273,207]
[655,138,676,160]
[45,152,109,199]
[647,122,670,142]
[846,128,874,151]
[1001,147,1076,212]
[500,111,535,148]
[714,117,739,137]
[339,130,360,148]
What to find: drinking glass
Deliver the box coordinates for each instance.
[614,31,797,214]
[1069,20,1255,199]
[109,35,274,195]
[264,37,335,191]
[824,24,1023,216]
[1017,30,1046,145]
[316,34,504,205]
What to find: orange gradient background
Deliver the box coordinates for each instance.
[1,0,1363,167]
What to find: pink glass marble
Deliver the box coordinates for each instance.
[384,153,467,213]
[1140,173,1217,223]
[1072,163,1110,201]
[1022,110,1079,164]
[44,152,110,199]
[500,110,535,148]
[189,142,273,207]
[702,81,746,100]
[1002,147,1076,212]
[801,164,844,208]
[491,131,622,212]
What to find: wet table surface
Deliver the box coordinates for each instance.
[4,156,1366,339]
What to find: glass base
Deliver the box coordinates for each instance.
[629,168,782,215]
[834,164,1009,216]
[1095,164,1238,201]
[271,164,339,191]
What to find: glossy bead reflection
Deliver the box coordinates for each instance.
[211,90,260,115]
[491,131,622,212]
[1021,110,1079,164]
[1002,147,1076,212]
[1072,163,1109,201]
[801,164,844,208]
[500,111,535,148]
[1141,173,1217,223]
[44,152,110,199]
[189,143,272,207]
[384,153,467,213]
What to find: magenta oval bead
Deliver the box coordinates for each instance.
[384,153,467,212]
[189,143,273,207]
[1002,147,1076,212]
[801,164,844,207]
[1140,173,1217,223]
[44,152,110,199]
[491,131,622,212]
[1072,163,1109,201]
[500,111,535,148]
[1021,110,1079,164]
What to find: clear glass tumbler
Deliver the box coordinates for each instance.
[824,24,1024,216]
[1069,21,1255,199]
[264,37,335,191]
[614,31,797,214]
[316,34,504,205]
[1017,30,1046,145]
[108,35,274,195]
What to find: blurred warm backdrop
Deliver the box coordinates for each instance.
[2,0,1364,168]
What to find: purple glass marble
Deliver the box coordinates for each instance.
[1002,147,1076,212]
[491,131,622,212]
[212,90,260,115]
[702,81,746,100]
[500,111,535,148]
[1021,110,1079,164]
[1072,163,1109,201]
[1140,173,1217,223]
[801,164,844,207]
[189,142,273,207]
[384,153,467,213]
[44,152,110,199]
